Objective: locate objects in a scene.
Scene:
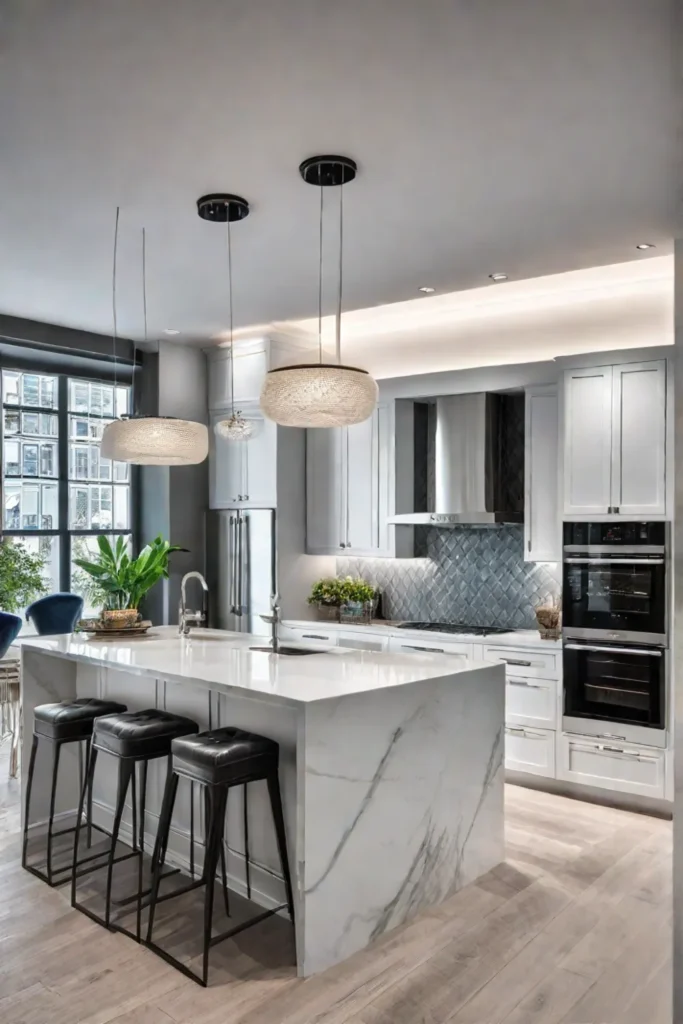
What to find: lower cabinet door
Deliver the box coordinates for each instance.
[336,630,389,652]
[558,733,665,799]
[505,726,556,778]
[506,677,557,730]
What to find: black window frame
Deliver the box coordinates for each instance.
[1,368,137,593]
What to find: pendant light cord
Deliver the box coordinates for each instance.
[135,226,148,418]
[227,217,235,417]
[336,178,344,365]
[112,206,120,389]
[318,181,324,364]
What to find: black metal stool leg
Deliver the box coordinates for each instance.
[85,738,94,848]
[45,740,62,885]
[267,769,294,920]
[243,782,251,899]
[104,758,134,929]
[201,785,228,987]
[21,734,39,869]
[146,767,179,943]
[71,746,98,906]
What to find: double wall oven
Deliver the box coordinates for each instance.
[562,522,668,745]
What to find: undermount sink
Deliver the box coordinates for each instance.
[249,645,326,656]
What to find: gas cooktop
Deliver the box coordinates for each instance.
[396,622,514,637]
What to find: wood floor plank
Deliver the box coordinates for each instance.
[0,742,672,1024]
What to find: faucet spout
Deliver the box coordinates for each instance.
[179,571,209,636]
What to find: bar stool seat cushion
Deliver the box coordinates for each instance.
[34,698,128,741]
[172,727,278,785]
[94,709,199,758]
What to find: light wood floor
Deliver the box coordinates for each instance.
[0,742,672,1024]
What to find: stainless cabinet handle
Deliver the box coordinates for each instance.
[505,726,544,738]
[402,644,445,653]
[501,658,533,667]
[235,515,244,616]
[302,633,329,640]
[508,679,545,689]
[570,741,656,763]
[229,515,238,614]
[565,644,661,657]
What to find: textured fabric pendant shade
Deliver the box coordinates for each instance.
[260,363,378,428]
[260,155,377,428]
[101,417,209,465]
[100,213,209,465]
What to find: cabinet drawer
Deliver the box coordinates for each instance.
[278,626,338,646]
[558,733,665,799]
[388,637,473,658]
[506,676,557,730]
[486,646,559,680]
[505,726,555,778]
[336,630,389,652]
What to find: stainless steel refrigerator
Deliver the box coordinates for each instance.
[205,509,276,633]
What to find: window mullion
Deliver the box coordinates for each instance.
[57,375,70,590]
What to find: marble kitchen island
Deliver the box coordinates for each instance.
[20,627,505,976]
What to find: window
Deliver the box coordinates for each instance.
[2,370,132,601]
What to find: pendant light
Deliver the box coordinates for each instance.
[201,194,254,441]
[260,156,378,427]
[101,212,209,465]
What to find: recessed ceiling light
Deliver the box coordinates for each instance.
[489,272,508,282]
[418,285,436,294]
[164,328,180,335]
[636,243,655,250]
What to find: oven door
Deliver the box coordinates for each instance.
[562,556,666,644]
[563,641,665,729]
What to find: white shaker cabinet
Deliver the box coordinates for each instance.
[524,385,560,562]
[563,359,666,517]
[306,403,402,556]
[208,343,269,408]
[610,361,667,516]
[209,407,277,509]
[563,366,613,515]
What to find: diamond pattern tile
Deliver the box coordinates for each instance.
[338,525,560,628]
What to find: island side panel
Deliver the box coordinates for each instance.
[299,662,505,976]
[21,649,80,830]
[80,664,302,942]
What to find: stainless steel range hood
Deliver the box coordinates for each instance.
[389,393,523,526]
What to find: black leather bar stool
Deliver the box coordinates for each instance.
[146,726,295,987]
[22,697,127,886]
[71,708,199,941]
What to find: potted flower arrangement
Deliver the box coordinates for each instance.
[73,535,182,628]
[308,576,377,624]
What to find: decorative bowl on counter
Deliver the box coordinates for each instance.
[77,617,153,639]
[101,609,140,629]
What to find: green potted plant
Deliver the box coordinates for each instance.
[73,534,182,627]
[308,575,377,623]
[0,539,47,613]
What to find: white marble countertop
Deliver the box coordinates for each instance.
[282,619,562,650]
[18,626,500,707]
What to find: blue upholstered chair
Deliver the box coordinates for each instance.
[25,593,84,636]
[0,611,23,658]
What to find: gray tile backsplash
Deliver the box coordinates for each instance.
[338,525,561,629]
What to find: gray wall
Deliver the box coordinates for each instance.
[139,341,209,624]
[339,525,561,628]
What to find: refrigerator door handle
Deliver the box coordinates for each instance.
[236,514,244,616]
[229,514,237,614]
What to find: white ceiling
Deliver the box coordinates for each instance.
[270,257,673,379]
[0,0,676,349]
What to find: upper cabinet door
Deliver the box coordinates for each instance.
[345,416,376,553]
[242,411,277,507]
[306,427,344,553]
[563,367,613,516]
[525,386,560,562]
[209,412,244,508]
[208,347,269,409]
[611,360,666,516]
